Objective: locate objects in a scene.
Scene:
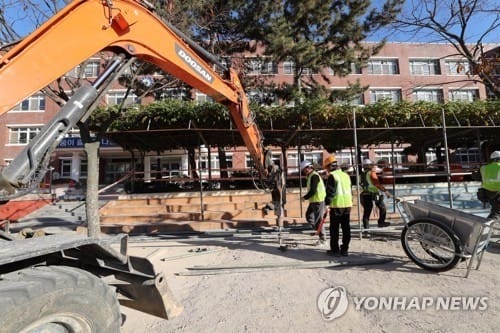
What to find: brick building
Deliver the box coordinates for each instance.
[0,42,495,186]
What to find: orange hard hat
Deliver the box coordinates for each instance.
[323,155,337,168]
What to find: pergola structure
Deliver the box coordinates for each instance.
[105,124,500,160]
[103,115,499,216]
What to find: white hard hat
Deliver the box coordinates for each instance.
[491,151,500,161]
[363,159,374,165]
[300,160,313,171]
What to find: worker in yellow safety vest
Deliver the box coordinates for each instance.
[300,160,326,242]
[324,155,352,256]
[480,151,500,219]
[360,159,392,229]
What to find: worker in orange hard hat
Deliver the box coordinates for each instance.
[324,155,352,256]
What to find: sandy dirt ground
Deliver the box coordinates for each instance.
[117,227,500,333]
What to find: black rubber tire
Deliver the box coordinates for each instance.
[401,219,461,272]
[0,265,121,333]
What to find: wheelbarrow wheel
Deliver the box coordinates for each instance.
[401,219,461,272]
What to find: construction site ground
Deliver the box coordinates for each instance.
[6,192,499,333]
[119,230,500,333]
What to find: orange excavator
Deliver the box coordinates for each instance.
[0,1,282,331]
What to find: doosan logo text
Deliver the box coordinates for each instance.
[175,44,213,83]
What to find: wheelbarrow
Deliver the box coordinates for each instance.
[396,198,498,278]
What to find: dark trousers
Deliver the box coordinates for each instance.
[486,190,500,220]
[360,193,386,228]
[329,207,351,253]
[305,202,326,239]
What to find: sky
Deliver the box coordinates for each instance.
[367,0,499,44]
[4,0,499,44]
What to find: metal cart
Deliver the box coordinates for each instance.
[396,198,498,277]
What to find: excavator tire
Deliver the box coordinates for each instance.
[0,265,121,333]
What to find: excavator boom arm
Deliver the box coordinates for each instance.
[0,0,266,178]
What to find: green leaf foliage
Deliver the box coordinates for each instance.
[93,98,500,135]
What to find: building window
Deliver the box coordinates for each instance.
[299,152,324,167]
[331,89,364,105]
[374,150,404,165]
[448,89,479,102]
[412,89,444,103]
[194,92,214,103]
[367,59,399,75]
[248,91,278,106]
[246,153,281,169]
[454,148,480,168]
[301,67,314,75]
[83,61,100,78]
[80,160,88,179]
[8,126,42,144]
[350,62,362,74]
[445,60,470,75]
[66,59,100,78]
[332,150,355,166]
[409,59,441,75]
[149,156,183,178]
[246,58,278,75]
[60,159,72,178]
[369,89,402,103]
[244,155,253,169]
[159,88,189,100]
[283,61,295,74]
[106,91,138,106]
[10,94,45,112]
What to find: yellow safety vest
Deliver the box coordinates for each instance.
[306,171,326,203]
[365,170,378,194]
[330,169,353,208]
[481,162,500,192]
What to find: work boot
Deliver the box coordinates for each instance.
[326,249,340,256]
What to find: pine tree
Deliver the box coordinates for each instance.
[232,0,403,103]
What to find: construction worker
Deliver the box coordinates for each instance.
[300,160,326,242]
[360,159,391,229]
[324,156,352,256]
[480,151,500,219]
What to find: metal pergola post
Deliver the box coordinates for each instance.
[352,109,362,239]
[442,108,453,208]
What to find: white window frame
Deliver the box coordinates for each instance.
[448,89,479,102]
[7,126,42,145]
[10,93,45,112]
[66,58,100,78]
[283,61,295,75]
[374,149,404,166]
[409,59,441,75]
[106,90,138,106]
[369,89,402,103]
[412,88,444,103]
[330,88,364,106]
[194,92,214,103]
[160,87,189,100]
[246,58,277,75]
[60,158,72,178]
[445,60,471,76]
[247,90,278,106]
[348,62,362,74]
[367,59,399,75]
